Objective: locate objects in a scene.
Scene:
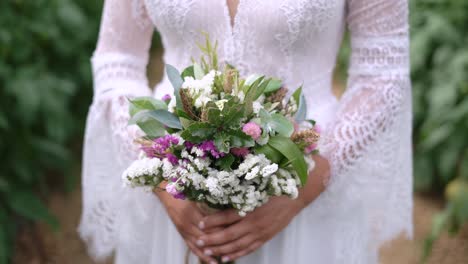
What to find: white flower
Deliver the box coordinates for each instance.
[281,178,299,199]
[245,166,260,180]
[194,95,212,108]
[168,97,176,112]
[205,177,224,197]
[252,101,263,114]
[191,146,204,157]
[215,99,228,110]
[123,158,161,180]
[237,91,245,102]
[182,70,218,108]
[217,171,238,186]
[187,172,205,189]
[261,164,278,177]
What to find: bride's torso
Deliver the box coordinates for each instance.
[144,0,346,124]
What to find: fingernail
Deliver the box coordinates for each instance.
[204,249,213,256]
[198,221,205,230]
[222,256,230,263]
[196,239,204,247]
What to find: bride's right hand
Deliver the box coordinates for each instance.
[156,188,217,264]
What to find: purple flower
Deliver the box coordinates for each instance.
[199,140,225,159]
[242,122,262,140]
[166,153,179,165]
[166,182,186,200]
[231,147,250,158]
[162,94,172,102]
[305,143,318,154]
[184,141,195,149]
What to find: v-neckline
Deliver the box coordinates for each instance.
[224,0,242,37]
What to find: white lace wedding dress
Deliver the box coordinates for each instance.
[79,0,413,263]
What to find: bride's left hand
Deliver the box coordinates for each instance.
[196,196,305,262]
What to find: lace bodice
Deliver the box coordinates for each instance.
[80,0,412,263]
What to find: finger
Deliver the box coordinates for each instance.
[202,234,256,257]
[200,209,243,230]
[183,222,205,238]
[186,240,217,264]
[188,204,205,227]
[221,240,263,262]
[198,221,251,247]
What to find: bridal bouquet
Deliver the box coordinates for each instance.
[122,38,320,216]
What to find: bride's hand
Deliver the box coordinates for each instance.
[196,155,330,262]
[157,190,218,264]
[195,196,304,262]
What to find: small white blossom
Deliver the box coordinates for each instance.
[252,101,263,114]
[261,164,278,177]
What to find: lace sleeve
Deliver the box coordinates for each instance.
[79,0,154,260]
[319,0,412,250]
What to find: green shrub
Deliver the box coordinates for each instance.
[409,0,468,259]
[0,1,102,262]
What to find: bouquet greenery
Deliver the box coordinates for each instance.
[122,37,320,217]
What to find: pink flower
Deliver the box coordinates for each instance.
[314,124,321,134]
[242,122,262,140]
[166,183,185,200]
[162,94,172,102]
[230,147,250,158]
[305,143,318,154]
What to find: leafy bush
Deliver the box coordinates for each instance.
[0,0,102,262]
[409,0,468,258]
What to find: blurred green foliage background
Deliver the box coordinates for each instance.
[0,0,101,262]
[0,0,467,263]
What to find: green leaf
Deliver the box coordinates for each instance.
[7,192,59,230]
[175,109,193,120]
[181,65,195,79]
[292,86,307,122]
[268,136,308,185]
[214,133,231,153]
[181,123,216,143]
[215,154,235,170]
[138,119,166,137]
[228,130,255,148]
[166,64,183,108]
[129,110,182,130]
[129,96,167,116]
[194,63,205,80]
[264,78,282,93]
[255,144,284,164]
[253,78,271,100]
[270,113,294,137]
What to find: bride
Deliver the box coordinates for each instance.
[79,0,413,263]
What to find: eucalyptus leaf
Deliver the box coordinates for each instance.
[138,119,166,137]
[166,64,183,108]
[194,63,205,80]
[129,96,167,116]
[291,87,307,122]
[129,109,182,130]
[264,78,282,93]
[270,113,294,137]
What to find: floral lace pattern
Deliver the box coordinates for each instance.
[80,0,413,263]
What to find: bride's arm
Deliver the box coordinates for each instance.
[80,1,215,262]
[195,0,411,261]
[79,0,154,260]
